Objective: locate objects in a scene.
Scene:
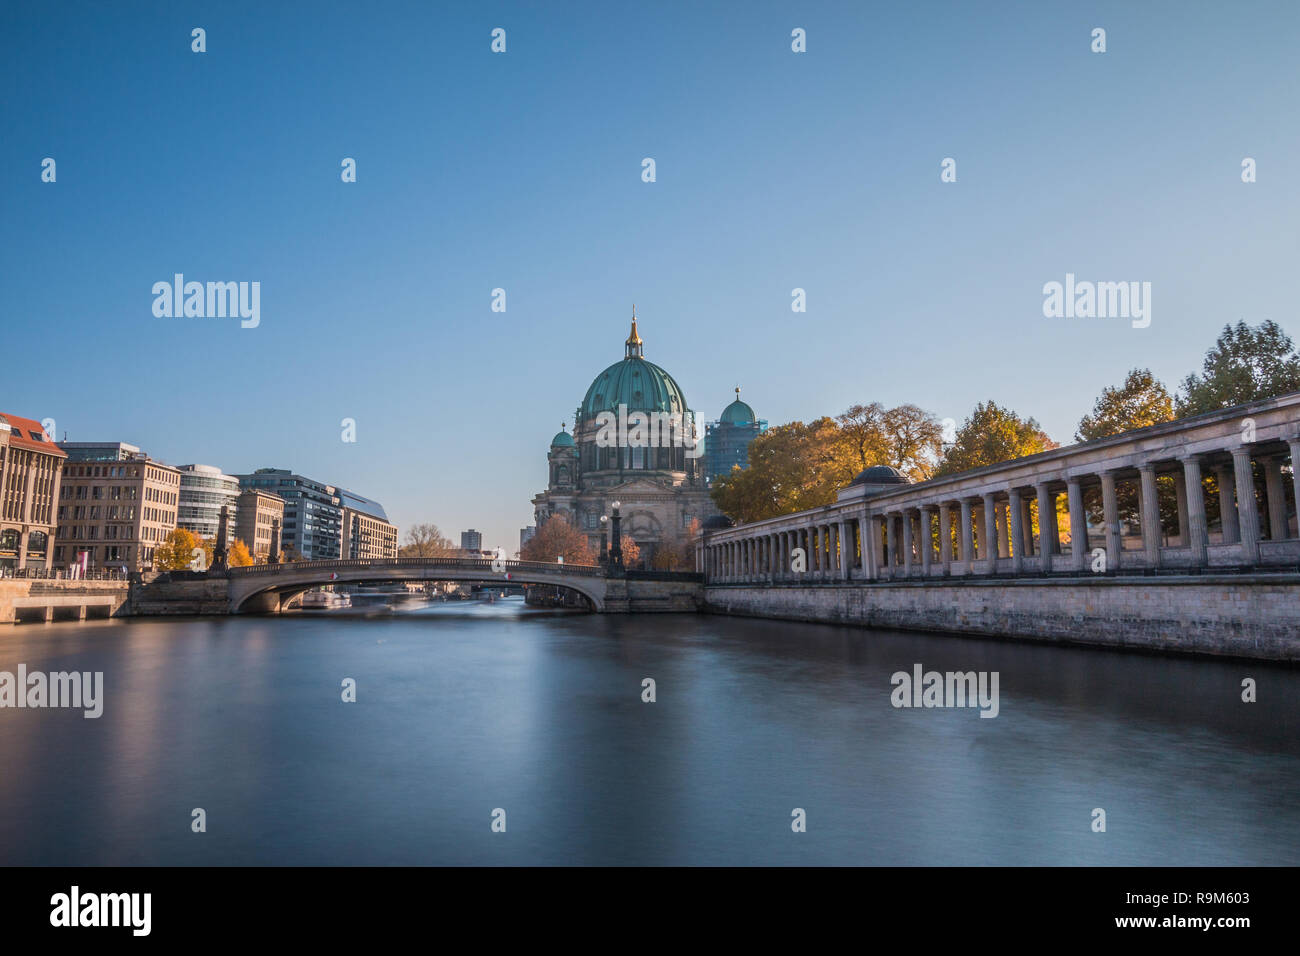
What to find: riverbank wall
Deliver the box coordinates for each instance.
[704,573,1300,661]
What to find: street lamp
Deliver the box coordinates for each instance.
[610,502,624,572]
[599,514,609,566]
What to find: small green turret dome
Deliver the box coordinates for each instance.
[550,423,575,448]
[720,387,755,425]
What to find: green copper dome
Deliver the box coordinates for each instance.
[720,387,755,425]
[550,424,575,448]
[579,314,689,419]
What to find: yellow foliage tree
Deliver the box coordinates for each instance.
[154,528,202,571]
[228,539,254,567]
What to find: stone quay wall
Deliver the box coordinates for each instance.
[704,574,1300,661]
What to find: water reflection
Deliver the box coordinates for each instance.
[0,599,1296,865]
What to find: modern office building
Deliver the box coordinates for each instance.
[704,387,767,483]
[460,529,482,551]
[234,469,342,561]
[338,489,398,560]
[177,464,242,542]
[0,413,65,571]
[519,526,536,554]
[55,441,180,571]
[235,488,285,562]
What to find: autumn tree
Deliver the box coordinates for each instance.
[399,523,455,558]
[651,518,700,571]
[879,403,945,480]
[1076,368,1174,442]
[228,539,254,567]
[617,535,641,568]
[520,513,596,565]
[1177,320,1300,416]
[154,528,202,571]
[710,417,849,522]
[935,401,1058,477]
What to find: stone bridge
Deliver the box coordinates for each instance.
[226,557,611,612]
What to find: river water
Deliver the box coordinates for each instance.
[1,598,1296,866]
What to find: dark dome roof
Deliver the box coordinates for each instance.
[849,464,910,486]
[702,514,734,530]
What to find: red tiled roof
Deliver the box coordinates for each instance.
[0,413,66,458]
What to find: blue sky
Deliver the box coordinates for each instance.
[5,0,1299,552]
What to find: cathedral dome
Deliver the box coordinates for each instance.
[550,424,575,448]
[579,313,689,419]
[719,387,756,425]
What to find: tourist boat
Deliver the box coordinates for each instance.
[300,589,352,609]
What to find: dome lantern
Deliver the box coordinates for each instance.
[625,305,644,359]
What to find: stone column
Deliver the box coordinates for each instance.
[866,515,880,579]
[885,514,897,578]
[1138,464,1161,567]
[995,502,1008,558]
[919,506,933,576]
[1035,483,1054,571]
[1173,474,1189,547]
[1181,455,1208,566]
[982,494,997,573]
[1232,447,1259,564]
[959,499,973,574]
[1066,477,1087,572]
[1019,495,1035,555]
[900,511,913,577]
[842,520,852,580]
[1101,470,1120,572]
[857,517,869,578]
[1008,488,1024,574]
[1264,456,1287,540]
[1291,440,1300,539]
[938,503,952,575]
[1216,464,1239,543]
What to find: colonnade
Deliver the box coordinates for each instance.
[701,427,1300,584]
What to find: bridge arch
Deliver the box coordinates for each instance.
[226,557,607,613]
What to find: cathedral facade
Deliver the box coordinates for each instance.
[531,314,719,565]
